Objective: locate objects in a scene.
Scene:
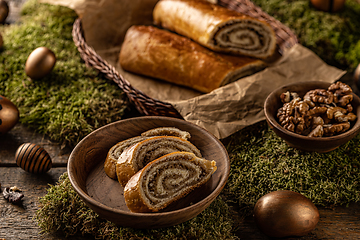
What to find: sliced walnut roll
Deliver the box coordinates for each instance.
[104,127,192,180]
[124,151,217,213]
[119,25,266,93]
[116,136,202,187]
[104,136,147,179]
[153,0,277,59]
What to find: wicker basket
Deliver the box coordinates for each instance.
[72,0,298,118]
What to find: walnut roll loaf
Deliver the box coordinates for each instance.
[153,0,277,59]
[116,136,202,187]
[119,25,266,93]
[124,151,217,213]
[104,127,192,180]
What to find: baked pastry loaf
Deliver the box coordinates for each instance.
[119,25,266,93]
[104,136,147,179]
[116,136,202,187]
[124,151,217,212]
[104,127,192,179]
[153,0,277,59]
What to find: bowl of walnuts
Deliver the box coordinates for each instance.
[264,81,360,152]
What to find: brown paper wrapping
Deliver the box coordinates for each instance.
[41,0,345,139]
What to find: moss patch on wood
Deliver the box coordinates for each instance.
[0,0,130,147]
[35,173,239,240]
[224,121,360,216]
[35,121,360,238]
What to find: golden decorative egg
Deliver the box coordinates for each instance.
[310,0,346,12]
[0,32,3,49]
[254,190,320,238]
[25,47,56,80]
[15,143,52,174]
[354,63,360,91]
[0,95,20,134]
[0,0,9,24]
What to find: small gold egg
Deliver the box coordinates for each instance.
[254,190,320,238]
[25,47,56,80]
[0,32,3,49]
[0,0,9,24]
[0,95,20,134]
[354,63,360,91]
[15,143,52,174]
[310,0,346,12]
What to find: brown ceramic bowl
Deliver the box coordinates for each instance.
[67,116,230,228]
[264,81,360,152]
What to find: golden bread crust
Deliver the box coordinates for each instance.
[123,151,217,213]
[119,25,266,93]
[153,0,277,59]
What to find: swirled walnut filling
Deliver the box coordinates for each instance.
[133,137,201,171]
[211,20,273,56]
[139,154,214,209]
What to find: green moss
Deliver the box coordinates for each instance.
[252,0,360,71]
[35,173,238,240]
[224,121,360,216]
[36,121,360,238]
[0,0,130,147]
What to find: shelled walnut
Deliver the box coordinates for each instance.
[277,82,357,137]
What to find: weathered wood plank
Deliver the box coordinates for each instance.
[0,167,80,240]
[235,203,360,239]
[0,124,71,166]
[2,166,358,240]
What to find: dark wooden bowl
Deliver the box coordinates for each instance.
[264,81,360,152]
[67,116,230,228]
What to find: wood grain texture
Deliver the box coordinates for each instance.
[0,167,88,240]
[235,203,360,240]
[0,124,71,166]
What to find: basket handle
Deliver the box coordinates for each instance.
[72,18,182,118]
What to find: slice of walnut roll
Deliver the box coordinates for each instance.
[104,136,147,180]
[153,0,277,59]
[104,127,191,180]
[124,151,217,213]
[116,136,202,187]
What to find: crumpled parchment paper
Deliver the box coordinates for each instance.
[41,0,345,139]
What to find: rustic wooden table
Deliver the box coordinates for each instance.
[1,0,360,239]
[1,116,360,240]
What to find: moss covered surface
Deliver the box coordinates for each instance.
[224,121,360,216]
[0,0,130,148]
[35,121,360,238]
[35,173,238,240]
[252,0,360,72]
